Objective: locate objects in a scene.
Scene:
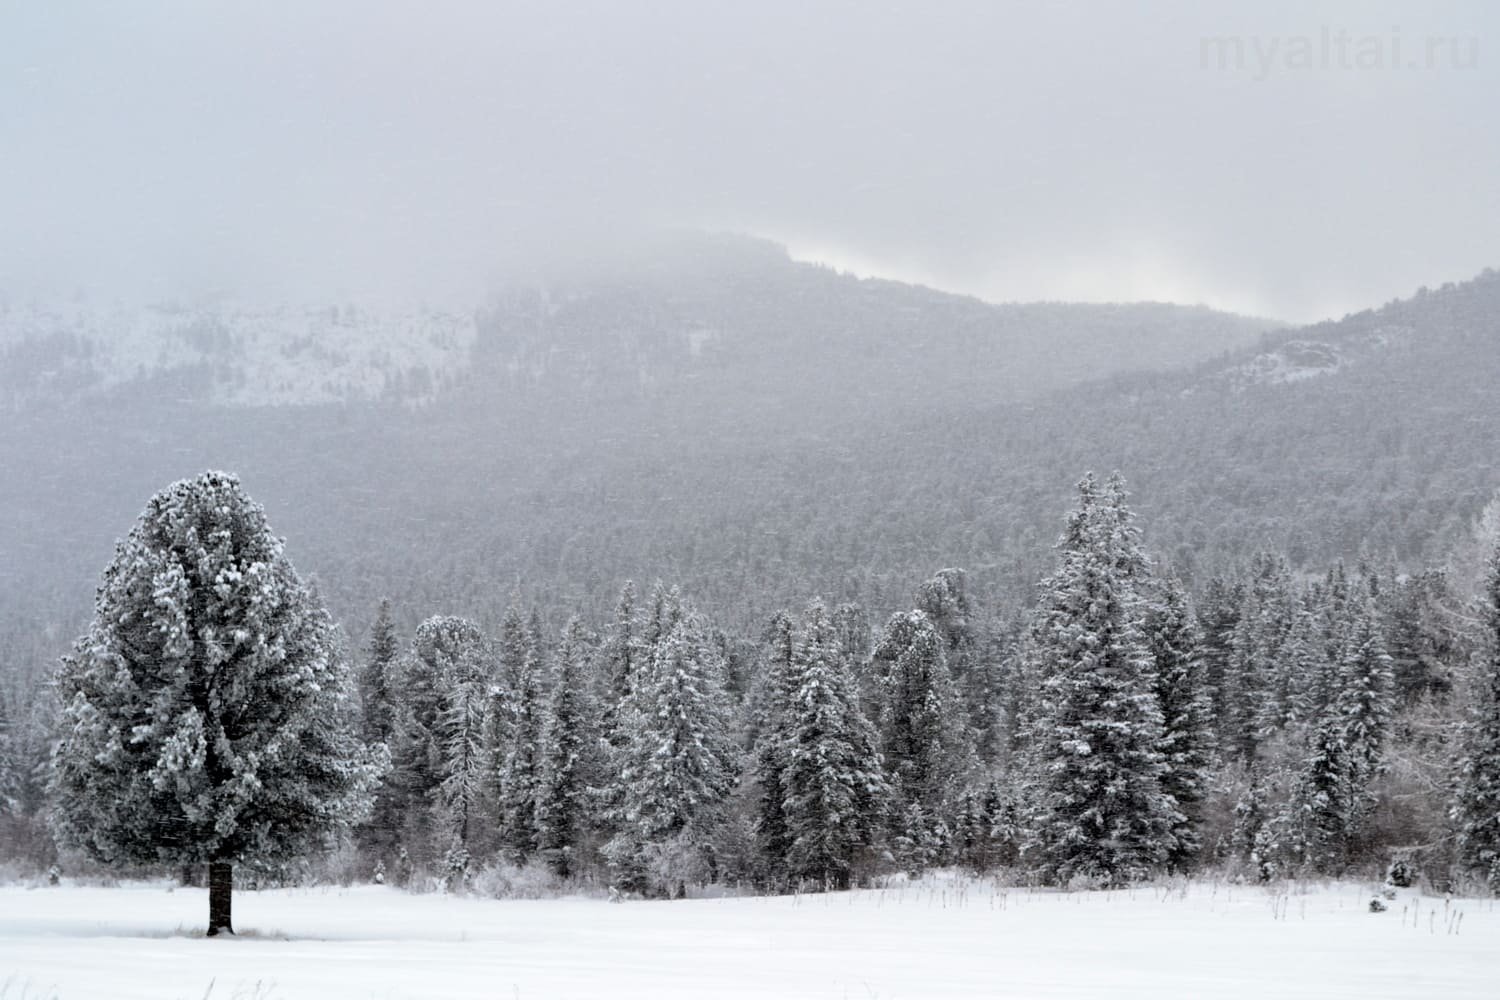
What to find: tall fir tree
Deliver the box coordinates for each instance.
[1146,578,1218,868]
[1338,604,1395,789]
[1384,570,1461,707]
[781,600,890,889]
[535,617,604,877]
[601,580,639,707]
[360,599,400,746]
[1022,473,1180,886]
[356,599,403,859]
[1223,555,1294,764]
[436,656,489,880]
[607,613,738,894]
[49,472,384,935]
[1452,546,1500,891]
[496,608,546,858]
[1280,704,1358,874]
[749,610,798,884]
[869,609,971,815]
[391,615,491,870]
[1196,576,1243,724]
[0,691,17,820]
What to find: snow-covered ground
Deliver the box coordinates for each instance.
[1,878,1495,999]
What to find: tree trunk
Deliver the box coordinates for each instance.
[207,861,234,937]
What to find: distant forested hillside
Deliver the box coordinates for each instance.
[3,241,1497,670]
[0,235,1273,645]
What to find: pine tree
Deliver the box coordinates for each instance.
[1280,707,1358,874]
[356,599,403,859]
[1023,473,1180,886]
[870,609,970,817]
[749,610,798,884]
[49,472,384,935]
[1385,570,1460,707]
[607,614,738,894]
[1275,601,1392,875]
[638,582,683,666]
[496,608,546,858]
[1196,576,1242,723]
[0,691,17,819]
[916,569,975,681]
[1280,604,1323,732]
[436,654,490,856]
[391,615,491,867]
[781,600,890,890]
[1223,555,1294,763]
[535,617,603,877]
[1452,547,1500,891]
[1146,578,1218,868]
[360,599,400,746]
[601,581,639,707]
[1338,604,1395,789]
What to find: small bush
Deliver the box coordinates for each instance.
[470,858,572,900]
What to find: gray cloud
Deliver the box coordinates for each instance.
[1,0,1495,321]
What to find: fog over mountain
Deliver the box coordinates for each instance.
[2,2,1497,319]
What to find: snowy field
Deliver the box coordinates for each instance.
[2,878,1496,1000]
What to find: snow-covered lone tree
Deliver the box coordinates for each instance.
[49,471,385,936]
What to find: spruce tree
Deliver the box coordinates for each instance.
[0,691,17,819]
[1385,570,1460,707]
[781,600,889,890]
[436,651,490,862]
[870,609,970,816]
[360,599,400,746]
[749,610,798,884]
[1281,706,1357,874]
[535,617,603,877]
[497,609,546,858]
[1146,578,1218,868]
[1023,473,1180,886]
[1338,605,1394,786]
[391,615,491,868]
[356,599,403,859]
[1196,576,1242,722]
[1223,556,1294,764]
[607,614,738,894]
[1452,547,1500,891]
[49,471,384,935]
[601,580,639,707]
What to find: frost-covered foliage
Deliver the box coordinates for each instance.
[493,607,547,859]
[1453,547,1500,892]
[870,608,971,817]
[49,471,385,873]
[17,461,1499,898]
[1146,579,1218,867]
[535,617,605,877]
[607,613,739,894]
[388,614,491,868]
[748,610,797,882]
[780,600,889,889]
[1021,474,1181,886]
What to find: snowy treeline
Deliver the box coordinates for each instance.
[8,471,1500,899]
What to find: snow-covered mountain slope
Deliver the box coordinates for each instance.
[0,300,476,407]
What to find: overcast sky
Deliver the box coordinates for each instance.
[1,0,1496,321]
